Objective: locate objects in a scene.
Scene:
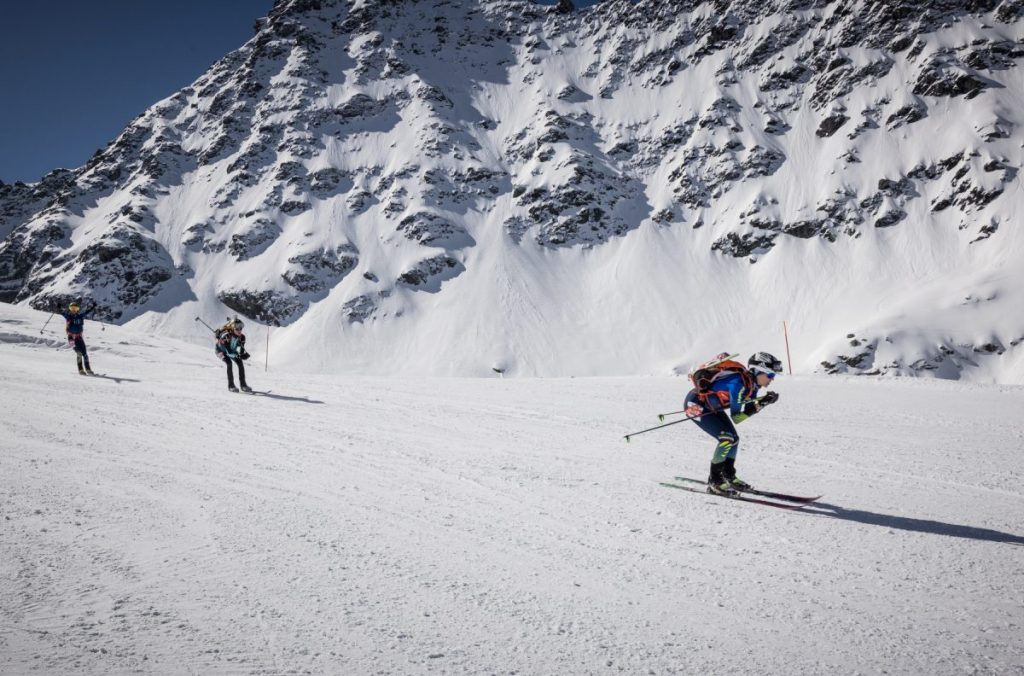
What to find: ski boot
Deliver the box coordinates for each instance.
[78,369,87,376]
[723,457,752,491]
[707,481,739,496]
[85,369,95,376]
[707,462,738,496]
[240,385,252,393]
[728,477,752,491]
[228,385,239,393]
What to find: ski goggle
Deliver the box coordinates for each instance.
[751,365,776,379]
[69,304,80,312]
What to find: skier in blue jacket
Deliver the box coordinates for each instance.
[61,301,95,375]
[683,352,783,495]
[215,318,252,393]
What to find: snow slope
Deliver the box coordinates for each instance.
[2,302,1022,674]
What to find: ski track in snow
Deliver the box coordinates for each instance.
[1,304,1023,675]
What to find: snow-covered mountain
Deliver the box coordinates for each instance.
[2,0,1023,380]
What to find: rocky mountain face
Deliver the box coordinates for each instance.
[1,0,1022,379]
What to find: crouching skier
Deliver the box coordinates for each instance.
[683,352,783,496]
[215,318,252,393]
[61,301,96,375]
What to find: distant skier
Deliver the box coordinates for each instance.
[683,352,783,495]
[61,301,96,375]
[215,318,252,393]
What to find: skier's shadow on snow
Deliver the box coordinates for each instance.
[801,502,1024,546]
[257,392,324,404]
[89,374,141,384]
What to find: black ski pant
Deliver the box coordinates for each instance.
[69,334,91,371]
[224,357,248,388]
[692,410,739,465]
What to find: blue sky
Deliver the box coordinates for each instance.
[0,0,601,184]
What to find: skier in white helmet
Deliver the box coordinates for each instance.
[683,352,783,495]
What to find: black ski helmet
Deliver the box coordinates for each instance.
[748,352,783,376]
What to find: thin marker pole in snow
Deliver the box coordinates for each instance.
[265,325,270,373]
[786,321,794,374]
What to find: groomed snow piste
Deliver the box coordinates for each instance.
[1,302,1022,674]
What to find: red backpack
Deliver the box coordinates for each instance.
[688,353,754,405]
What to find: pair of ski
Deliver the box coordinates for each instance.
[660,476,821,510]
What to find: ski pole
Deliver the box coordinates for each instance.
[39,312,55,335]
[657,406,729,422]
[656,395,766,422]
[195,316,216,333]
[624,410,708,443]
